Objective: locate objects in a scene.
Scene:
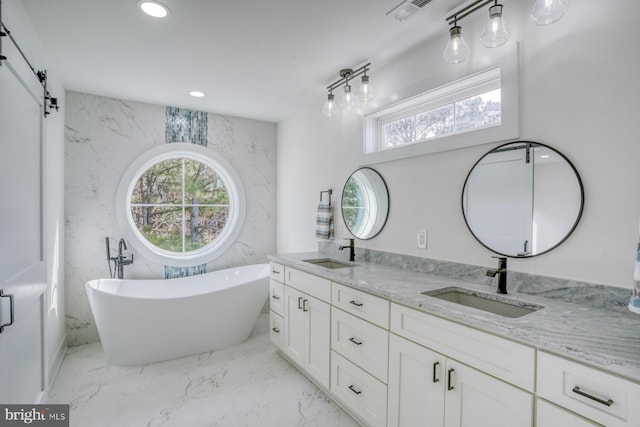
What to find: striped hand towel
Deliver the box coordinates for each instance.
[315,202,334,240]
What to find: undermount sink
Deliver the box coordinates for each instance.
[422,287,543,318]
[302,258,358,269]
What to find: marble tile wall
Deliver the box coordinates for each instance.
[65,91,277,346]
[318,242,633,313]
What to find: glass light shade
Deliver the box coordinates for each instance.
[443,26,470,64]
[530,0,568,25]
[323,93,337,117]
[341,84,356,112]
[480,5,511,48]
[359,75,374,102]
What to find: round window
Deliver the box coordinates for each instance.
[116,144,245,266]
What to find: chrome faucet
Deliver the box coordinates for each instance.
[486,256,508,294]
[339,238,356,262]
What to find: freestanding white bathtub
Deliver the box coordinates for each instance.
[85,264,269,366]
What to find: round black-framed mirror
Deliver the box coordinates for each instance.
[462,141,584,257]
[341,167,390,240]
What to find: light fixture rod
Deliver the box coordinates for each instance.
[446,0,496,25]
[327,62,371,92]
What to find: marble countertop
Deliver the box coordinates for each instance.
[269,252,640,384]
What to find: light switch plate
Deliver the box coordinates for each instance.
[417,230,427,249]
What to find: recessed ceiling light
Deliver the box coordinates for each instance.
[189,91,205,98]
[138,1,169,18]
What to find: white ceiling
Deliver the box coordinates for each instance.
[21,0,461,122]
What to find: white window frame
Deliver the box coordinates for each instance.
[362,52,519,165]
[116,143,246,267]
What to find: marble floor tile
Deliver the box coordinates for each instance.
[48,315,359,427]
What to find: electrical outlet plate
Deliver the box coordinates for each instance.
[417,230,427,249]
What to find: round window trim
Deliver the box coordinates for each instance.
[116,144,246,267]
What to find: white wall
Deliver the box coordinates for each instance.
[3,0,67,393]
[64,92,277,346]
[277,1,640,289]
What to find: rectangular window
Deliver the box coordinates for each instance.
[362,53,519,165]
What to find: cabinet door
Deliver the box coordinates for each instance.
[304,294,330,388]
[536,399,601,427]
[283,286,305,367]
[444,360,533,427]
[388,334,445,427]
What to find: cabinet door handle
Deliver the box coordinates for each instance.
[349,300,363,307]
[0,289,15,333]
[348,337,363,346]
[298,297,303,310]
[302,299,309,312]
[447,368,455,391]
[432,361,440,383]
[348,385,362,395]
[271,327,280,333]
[572,386,614,407]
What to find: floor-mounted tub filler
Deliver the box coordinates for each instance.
[85,264,269,366]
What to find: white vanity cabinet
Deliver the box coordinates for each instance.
[268,263,286,351]
[537,351,640,427]
[388,303,534,427]
[330,285,390,427]
[280,266,331,389]
[536,399,602,427]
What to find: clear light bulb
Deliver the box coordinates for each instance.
[443,25,470,64]
[341,84,356,112]
[322,92,337,117]
[480,4,510,48]
[530,0,568,26]
[359,74,374,102]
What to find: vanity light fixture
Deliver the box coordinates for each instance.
[137,0,170,18]
[443,20,470,64]
[189,90,205,97]
[323,63,373,117]
[444,0,510,64]
[530,0,568,25]
[480,2,511,48]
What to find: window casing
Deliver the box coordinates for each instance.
[116,144,245,266]
[362,56,519,165]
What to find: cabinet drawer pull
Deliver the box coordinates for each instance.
[0,289,15,333]
[349,300,363,307]
[432,361,440,383]
[271,268,281,275]
[271,293,280,300]
[447,368,455,391]
[348,337,363,346]
[271,327,280,333]
[298,297,303,310]
[302,299,309,312]
[348,385,362,395]
[572,386,614,407]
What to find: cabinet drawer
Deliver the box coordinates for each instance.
[390,303,535,391]
[269,312,284,350]
[285,267,331,303]
[269,279,284,316]
[536,399,601,427]
[331,351,387,427]
[331,308,389,383]
[270,262,284,282]
[332,283,390,328]
[537,351,640,427]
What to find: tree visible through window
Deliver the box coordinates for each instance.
[382,88,501,148]
[130,158,230,253]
